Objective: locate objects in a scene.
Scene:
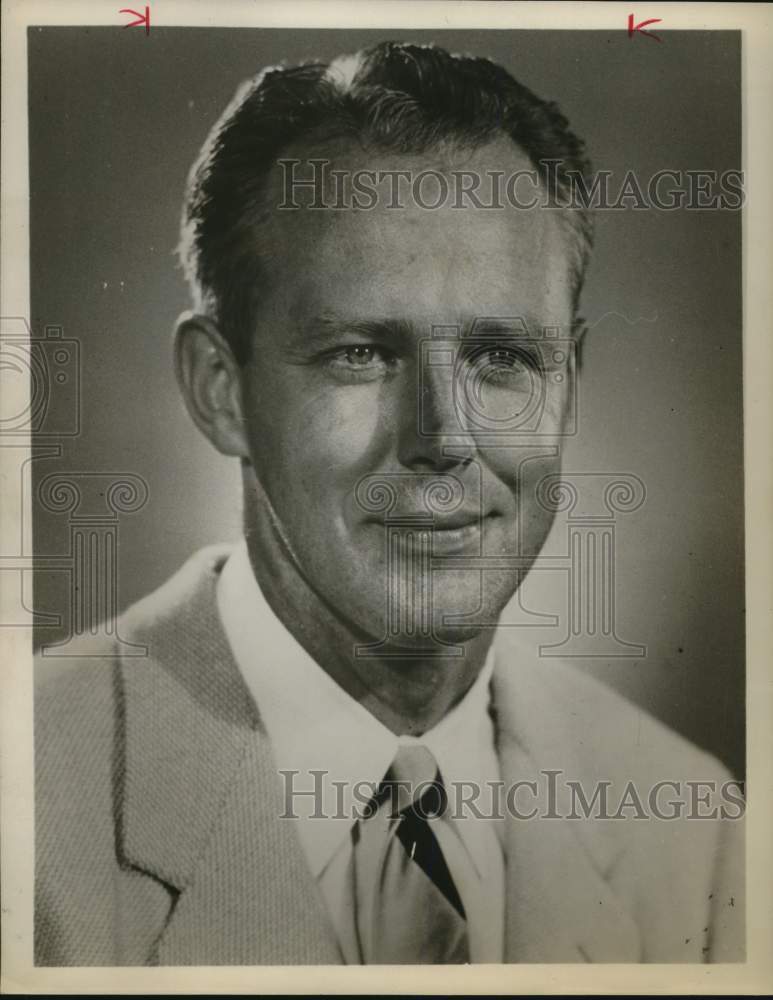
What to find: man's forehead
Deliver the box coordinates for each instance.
[256,135,573,327]
[262,133,561,242]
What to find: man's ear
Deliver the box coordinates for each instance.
[558,315,585,436]
[173,312,250,458]
[572,315,587,376]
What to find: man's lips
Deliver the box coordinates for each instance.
[364,511,499,553]
[428,513,490,532]
[366,509,494,530]
[428,520,484,552]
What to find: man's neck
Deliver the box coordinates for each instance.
[242,477,494,737]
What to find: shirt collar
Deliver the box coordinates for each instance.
[217,538,498,879]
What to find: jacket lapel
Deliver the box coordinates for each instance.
[154,732,342,965]
[118,546,341,965]
[492,645,642,963]
[497,738,642,962]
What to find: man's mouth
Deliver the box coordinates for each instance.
[428,519,484,553]
[367,510,497,554]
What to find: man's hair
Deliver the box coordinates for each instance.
[178,40,594,364]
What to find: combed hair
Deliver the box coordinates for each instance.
[178,40,594,363]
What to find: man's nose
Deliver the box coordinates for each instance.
[396,360,475,471]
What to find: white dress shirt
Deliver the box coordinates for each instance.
[216,538,505,963]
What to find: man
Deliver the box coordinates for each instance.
[35,41,743,965]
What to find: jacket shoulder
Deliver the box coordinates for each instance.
[34,541,232,775]
[33,544,232,966]
[493,635,732,785]
[118,543,232,642]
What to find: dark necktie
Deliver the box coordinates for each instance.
[354,744,470,964]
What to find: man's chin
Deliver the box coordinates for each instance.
[360,585,508,650]
[430,619,490,647]
[334,568,514,652]
[354,621,485,657]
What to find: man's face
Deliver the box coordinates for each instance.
[238,139,575,646]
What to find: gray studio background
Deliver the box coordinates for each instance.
[29,28,744,777]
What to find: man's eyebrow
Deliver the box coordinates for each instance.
[289,315,415,351]
[463,316,541,338]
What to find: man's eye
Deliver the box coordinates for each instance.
[484,346,522,370]
[342,345,380,367]
[465,343,538,375]
[325,344,394,381]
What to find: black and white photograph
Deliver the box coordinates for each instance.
[2,1,772,994]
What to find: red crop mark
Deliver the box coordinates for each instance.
[120,5,151,35]
[627,14,662,42]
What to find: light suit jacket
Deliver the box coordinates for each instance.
[35,546,744,965]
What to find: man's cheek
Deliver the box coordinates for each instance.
[480,445,561,492]
[299,391,387,469]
